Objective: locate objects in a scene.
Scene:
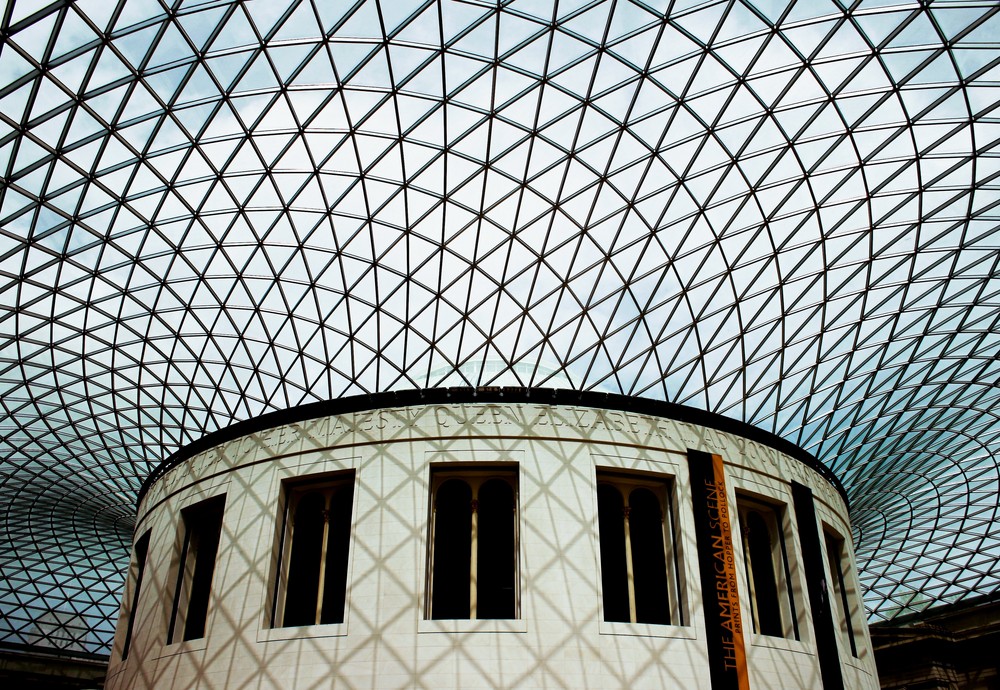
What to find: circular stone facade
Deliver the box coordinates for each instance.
[107,390,877,690]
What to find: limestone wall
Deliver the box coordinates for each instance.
[106,401,876,690]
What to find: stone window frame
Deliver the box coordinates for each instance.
[823,525,863,659]
[167,493,226,645]
[736,494,800,641]
[424,465,520,621]
[595,469,686,627]
[118,529,151,662]
[271,471,356,629]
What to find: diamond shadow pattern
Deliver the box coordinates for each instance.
[1,0,999,655]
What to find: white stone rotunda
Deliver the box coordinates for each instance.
[107,388,876,690]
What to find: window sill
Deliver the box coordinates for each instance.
[257,622,348,642]
[599,621,697,639]
[155,636,209,658]
[841,653,874,674]
[749,633,809,653]
[104,659,127,681]
[418,618,527,634]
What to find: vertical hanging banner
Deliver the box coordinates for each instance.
[792,481,845,690]
[688,450,751,690]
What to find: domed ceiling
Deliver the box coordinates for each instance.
[1,0,999,655]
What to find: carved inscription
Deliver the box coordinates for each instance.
[246,404,693,445]
[149,403,844,516]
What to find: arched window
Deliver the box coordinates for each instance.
[274,473,355,627]
[629,488,671,624]
[596,472,683,625]
[430,479,473,619]
[737,497,798,639]
[597,484,629,623]
[428,468,518,620]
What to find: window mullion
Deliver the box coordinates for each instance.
[427,493,438,617]
[274,500,295,628]
[512,488,519,619]
[623,504,637,624]
[470,490,479,620]
[314,492,332,625]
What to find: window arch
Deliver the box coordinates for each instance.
[427,468,519,620]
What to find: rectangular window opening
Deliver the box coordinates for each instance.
[426,465,519,620]
[824,528,860,658]
[168,494,225,644]
[121,529,151,661]
[737,496,799,640]
[597,470,684,626]
[272,471,356,628]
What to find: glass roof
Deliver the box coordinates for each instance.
[1,0,999,656]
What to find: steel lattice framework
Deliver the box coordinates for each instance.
[1,0,999,657]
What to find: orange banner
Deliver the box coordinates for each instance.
[707,453,750,689]
[688,449,751,690]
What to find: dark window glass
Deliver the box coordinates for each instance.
[431,479,473,619]
[597,483,630,623]
[321,483,354,624]
[744,510,782,636]
[629,488,671,625]
[477,479,516,619]
[283,493,325,626]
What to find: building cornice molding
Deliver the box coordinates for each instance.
[138,387,847,509]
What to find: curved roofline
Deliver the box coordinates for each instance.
[138,387,847,508]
